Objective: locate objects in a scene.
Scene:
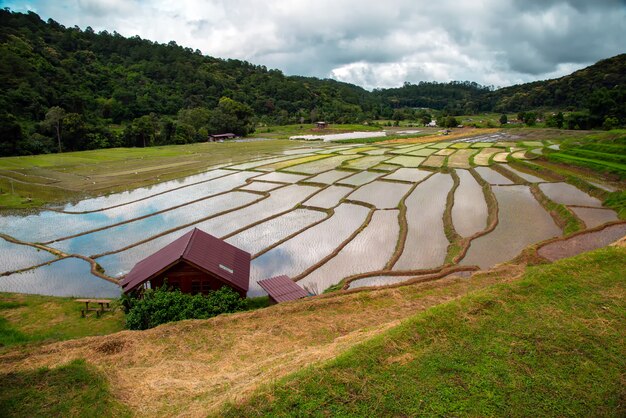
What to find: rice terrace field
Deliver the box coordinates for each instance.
[1,129,624,299]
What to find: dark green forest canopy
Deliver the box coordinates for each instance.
[1,10,624,156]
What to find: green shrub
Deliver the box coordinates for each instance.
[124,286,246,330]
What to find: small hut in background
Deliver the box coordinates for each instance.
[208,133,236,142]
[314,121,328,129]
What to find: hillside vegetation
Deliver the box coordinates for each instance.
[1,10,625,156]
[223,247,626,417]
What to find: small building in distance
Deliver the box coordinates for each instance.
[257,275,309,304]
[208,133,236,142]
[314,121,328,129]
[120,228,250,297]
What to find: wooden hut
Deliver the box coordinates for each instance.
[257,275,309,304]
[208,133,236,142]
[120,228,250,297]
[314,121,328,129]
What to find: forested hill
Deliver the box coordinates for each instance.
[0,10,624,156]
[0,10,379,155]
[486,54,626,112]
[372,54,626,116]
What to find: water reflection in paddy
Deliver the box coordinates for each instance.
[96,185,319,276]
[474,166,514,185]
[347,181,412,209]
[303,185,353,209]
[52,191,260,256]
[0,171,258,243]
[298,210,399,293]
[338,171,383,186]
[286,155,359,174]
[62,168,234,212]
[538,182,603,207]
[226,209,327,256]
[0,257,120,298]
[570,207,619,228]
[461,185,561,269]
[452,170,488,237]
[393,173,453,270]
[305,170,354,184]
[0,238,56,274]
[383,168,431,183]
[501,165,546,183]
[249,203,370,296]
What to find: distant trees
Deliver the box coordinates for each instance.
[499,114,508,125]
[545,112,564,128]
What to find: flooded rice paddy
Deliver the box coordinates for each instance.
[305,169,353,184]
[303,185,354,209]
[298,210,399,293]
[474,166,514,185]
[0,239,56,274]
[249,203,370,296]
[1,135,622,298]
[452,170,488,237]
[461,185,561,269]
[501,165,546,183]
[538,182,603,207]
[347,181,412,209]
[393,173,453,270]
[383,168,431,183]
[338,170,384,186]
[0,257,120,298]
[570,207,619,228]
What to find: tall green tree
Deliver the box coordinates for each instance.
[42,106,66,153]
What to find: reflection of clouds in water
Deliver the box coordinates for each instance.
[247,204,370,296]
[0,238,56,274]
[0,171,257,243]
[0,257,120,298]
[64,169,234,212]
[97,227,191,277]
[226,209,326,255]
[248,248,294,296]
[52,191,259,256]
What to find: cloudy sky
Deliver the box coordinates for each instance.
[4,0,626,89]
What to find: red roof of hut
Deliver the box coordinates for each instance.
[257,275,309,303]
[120,228,250,293]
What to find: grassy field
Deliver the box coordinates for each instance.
[222,246,626,417]
[0,293,124,351]
[0,359,130,417]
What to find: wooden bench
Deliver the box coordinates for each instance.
[75,299,113,317]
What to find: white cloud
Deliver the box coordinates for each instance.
[7,0,626,89]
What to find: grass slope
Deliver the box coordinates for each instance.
[0,293,124,351]
[223,247,626,417]
[0,359,130,417]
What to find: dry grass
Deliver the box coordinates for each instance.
[0,268,519,417]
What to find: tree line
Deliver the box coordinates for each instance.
[1,10,624,157]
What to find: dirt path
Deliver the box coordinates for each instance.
[0,265,523,417]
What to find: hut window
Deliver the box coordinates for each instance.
[219,264,234,274]
[201,281,211,292]
[170,281,180,290]
[191,280,201,293]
